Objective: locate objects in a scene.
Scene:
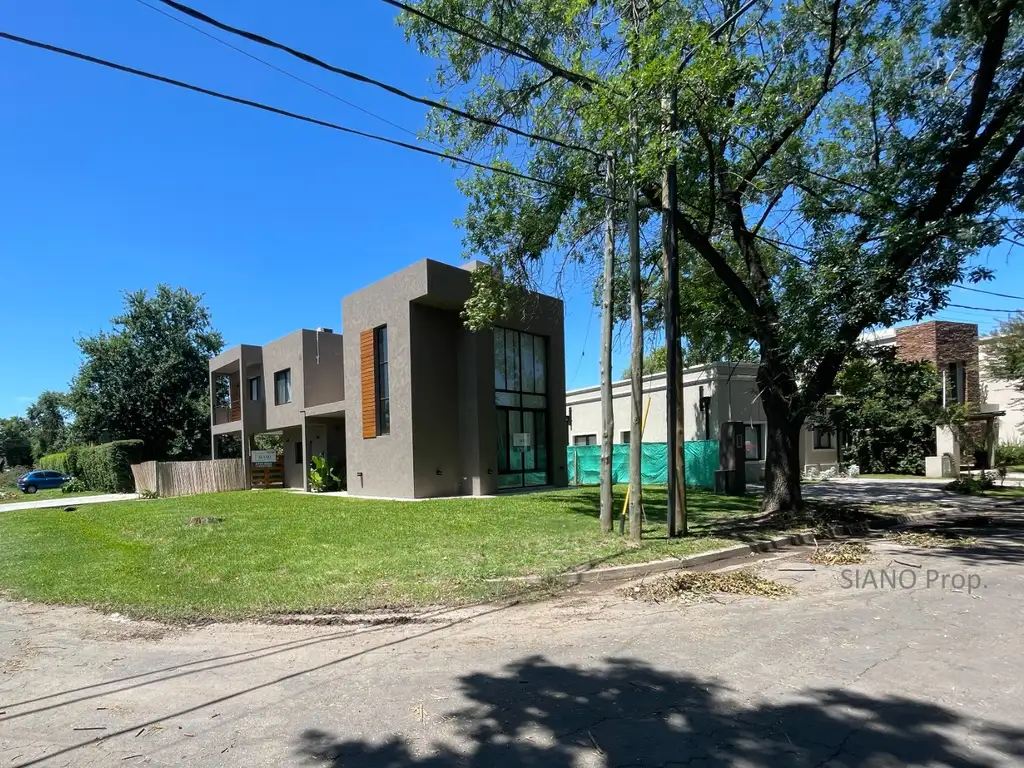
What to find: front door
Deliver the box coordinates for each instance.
[497,408,548,489]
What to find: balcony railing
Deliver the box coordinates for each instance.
[213,401,242,425]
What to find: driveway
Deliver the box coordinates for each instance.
[0,509,1021,766]
[0,493,137,512]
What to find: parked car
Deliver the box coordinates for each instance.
[17,470,71,494]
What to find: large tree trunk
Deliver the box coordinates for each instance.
[760,396,804,515]
[599,154,616,534]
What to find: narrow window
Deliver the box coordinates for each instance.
[295,440,303,465]
[813,427,834,450]
[745,425,764,460]
[248,376,261,401]
[620,431,631,444]
[274,369,291,405]
[375,325,390,436]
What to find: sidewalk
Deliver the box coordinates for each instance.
[1,493,137,512]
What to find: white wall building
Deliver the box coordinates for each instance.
[566,363,768,482]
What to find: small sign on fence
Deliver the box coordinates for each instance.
[251,450,278,467]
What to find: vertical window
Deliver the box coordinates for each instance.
[295,440,303,465]
[248,376,261,401]
[947,361,966,404]
[745,424,764,460]
[375,325,390,436]
[274,369,291,405]
[621,431,631,443]
[813,427,834,450]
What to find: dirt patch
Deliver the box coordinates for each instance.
[809,542,871,565]
[623,570,795,603]
[187,516,224,526]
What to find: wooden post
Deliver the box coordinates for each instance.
[600,152,616,533]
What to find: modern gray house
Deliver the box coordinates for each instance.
[209,259,567,498]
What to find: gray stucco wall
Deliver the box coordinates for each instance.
[263,330,306,431]
[302,330,345,408]
[409,303,463,497]
[342,262,422,498]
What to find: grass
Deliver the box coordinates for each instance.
[0,487,104,505]
[982,486,1024,499]
[0,486,763,621]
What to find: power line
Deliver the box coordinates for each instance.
[132,0,431,146]
[0,31,607,199]
[155,0,598,157]
[954,284,1024,301]
[377,0,605,92]
[948,303,1020,312]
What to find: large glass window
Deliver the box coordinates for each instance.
[274,369,291,405]
[494,328,550,488]
[375,325,390,435]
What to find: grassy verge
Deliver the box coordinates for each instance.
[0,486,765,621]
[0,487,104,505]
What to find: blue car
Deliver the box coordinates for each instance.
[17,470,71,494]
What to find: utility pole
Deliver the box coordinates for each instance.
[664,89,684,538]
[628,114,643,542]
[599,153,616,534]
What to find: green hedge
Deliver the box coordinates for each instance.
[37,452,72,475]
[73,440,144,493]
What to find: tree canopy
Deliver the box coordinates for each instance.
[984,312,1024,393]
[400,0,1024,511]
[67,285,223,461]
[0,416,33,470]
[812,347,942,475]
[25,391,69,459]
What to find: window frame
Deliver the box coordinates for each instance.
[744,424,764,461]
[813,427,834,450]
[295,440,303,465]
[572,434,597,446]
[374,325,390,436]
[248,376,261,402]
[274,369,292,405]
[946,361,966,405]
[620,431,631,444]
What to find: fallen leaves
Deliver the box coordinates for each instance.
[624,570,795,603]
[885,531,978,548]
[810,542,871,566]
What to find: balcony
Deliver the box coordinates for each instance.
[213,400,242,425]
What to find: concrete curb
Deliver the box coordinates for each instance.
[529,507,949,587]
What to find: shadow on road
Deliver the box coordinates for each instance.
[297,655,1024,767]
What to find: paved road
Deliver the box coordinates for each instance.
[1,508,1021,767]
[0,493,137,512]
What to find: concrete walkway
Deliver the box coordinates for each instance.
[0,493,137,512]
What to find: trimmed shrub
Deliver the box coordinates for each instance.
[74,440,144,492]
[37,452,73,475]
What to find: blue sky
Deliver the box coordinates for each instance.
[1,0,1021,418]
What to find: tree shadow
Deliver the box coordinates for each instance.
[296,655,1023,767]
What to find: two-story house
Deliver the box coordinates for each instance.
[209,259,568,498]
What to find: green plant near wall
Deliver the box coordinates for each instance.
[308,455,341,493]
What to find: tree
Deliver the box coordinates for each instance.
[400,0,1024,515]
[0,416,33,469]
[26,391,69,459]
[812,347,942,475]
[621,342,758,379]
[67,285,223,461]
[984,313,1024,392]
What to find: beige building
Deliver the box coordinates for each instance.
[566,363,768,482]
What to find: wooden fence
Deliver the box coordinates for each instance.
[131,458,246,498]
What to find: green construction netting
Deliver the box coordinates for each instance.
[566,440,718,490]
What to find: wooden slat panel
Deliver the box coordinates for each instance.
[360,329,377,439]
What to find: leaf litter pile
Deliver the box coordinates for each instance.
[885,531,978,548]
[809,542,871,565]
[625,570,794,603]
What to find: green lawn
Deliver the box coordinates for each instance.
[980,486,1024,499]
[0,487,104,505]
[0,486,761,621]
